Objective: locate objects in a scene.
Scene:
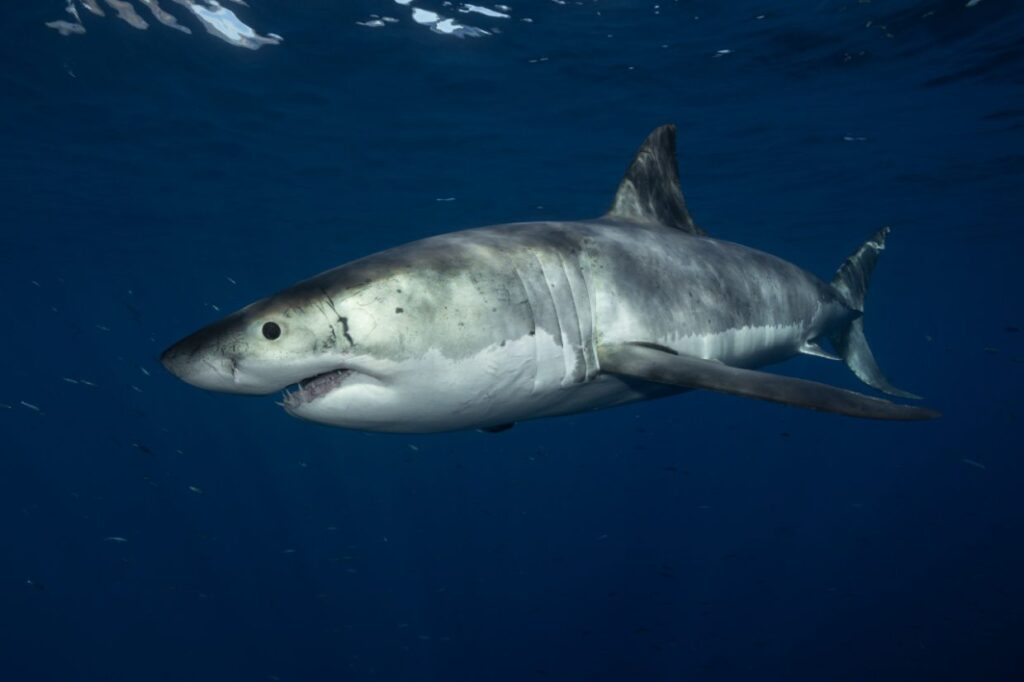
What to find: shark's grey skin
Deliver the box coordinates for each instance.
[162,125,937,432]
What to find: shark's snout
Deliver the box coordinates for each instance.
[161,335,238,392]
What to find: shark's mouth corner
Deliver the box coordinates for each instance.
[282,369,353,408]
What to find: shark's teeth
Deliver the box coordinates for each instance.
[282,369,352,408]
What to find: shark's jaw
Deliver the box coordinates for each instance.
[281,368,355,408]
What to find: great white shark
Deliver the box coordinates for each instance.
[161,125,938,432]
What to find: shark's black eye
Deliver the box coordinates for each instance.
[262,321,281,340]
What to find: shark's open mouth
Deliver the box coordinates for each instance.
[283,369,353,407]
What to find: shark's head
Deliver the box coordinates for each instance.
[161,282,393,423]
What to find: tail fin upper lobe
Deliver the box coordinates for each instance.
[829,227,922,400]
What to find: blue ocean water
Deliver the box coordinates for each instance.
[2,1,1023,680]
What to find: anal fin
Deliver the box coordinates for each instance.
[598,342,938,421]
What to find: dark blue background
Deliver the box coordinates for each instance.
[2,1,1023,680]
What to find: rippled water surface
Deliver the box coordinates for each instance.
[2,2,1023,680]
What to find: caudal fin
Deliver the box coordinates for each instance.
[829,227,922,400]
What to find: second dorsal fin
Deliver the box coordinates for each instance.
[605,124,705,236]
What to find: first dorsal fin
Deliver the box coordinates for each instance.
[606,124,705,236]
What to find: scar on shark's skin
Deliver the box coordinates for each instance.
[319,287,354,347]
[161,124,938,433]
[338,317,354,347]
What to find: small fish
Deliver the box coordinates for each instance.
[139,367,151,377]
[62,377,79,384]
[95,324,111,332]
[962,458,987,470]
[104,536,129,543]
[79,379,97,387]
[20,401,40,412]
[131,385,143,393]
[226,276,237,285]
[188,485,203,494]
[0,403,12,409]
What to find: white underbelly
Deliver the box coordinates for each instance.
[314,329,641,433]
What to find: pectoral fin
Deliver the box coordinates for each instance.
[597,342,939,421]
